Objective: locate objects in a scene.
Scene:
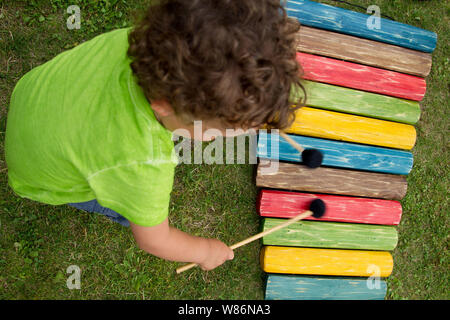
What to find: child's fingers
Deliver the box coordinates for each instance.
[228,249,234,260]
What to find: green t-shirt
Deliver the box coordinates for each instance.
[5,28,178,227]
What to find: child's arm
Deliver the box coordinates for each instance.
[130,218,234,271]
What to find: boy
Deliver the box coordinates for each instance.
[5,0,303,271]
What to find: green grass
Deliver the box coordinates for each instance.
[0,0,448,299]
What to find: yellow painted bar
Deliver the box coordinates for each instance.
[286,107,416,150]
[261,246,393,277]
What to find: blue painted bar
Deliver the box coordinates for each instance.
[257,132,413,175]
[285,0,437,53]
[265,274,386,300]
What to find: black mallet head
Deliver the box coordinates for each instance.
[302,149,324,169]
[309,198,326,218]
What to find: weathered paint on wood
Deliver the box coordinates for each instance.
[262,218,398,251]
[297,52,426,101]
[261,246,393,277]
[265,274,386,300]
[296,26,432,77]
[292,80,421,125]
[256,161,408,200]
[258,189,402,225]
[285,106,416,150]
[257,132,414,175]
[286,0,437,53]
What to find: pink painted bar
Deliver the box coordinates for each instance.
[297,52,426,101]
[258,189,402,225]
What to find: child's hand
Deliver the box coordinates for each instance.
[198,238,234,271]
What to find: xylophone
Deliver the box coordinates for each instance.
[256,0,437,300]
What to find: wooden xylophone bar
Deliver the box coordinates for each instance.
[296,80,421,125]
[258,132,414,175]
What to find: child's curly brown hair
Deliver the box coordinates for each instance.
[127,0,305,130]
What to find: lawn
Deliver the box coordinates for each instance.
[0,0,448,300]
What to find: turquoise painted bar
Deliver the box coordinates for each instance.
[265,274,386,300]
[285,0,437,53]
[257,132,413,175]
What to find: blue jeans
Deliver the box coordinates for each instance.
[68,199,130,227]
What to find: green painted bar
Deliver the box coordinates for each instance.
[291,80,421,125]
[265,274,386,300]
[262,218,398,251]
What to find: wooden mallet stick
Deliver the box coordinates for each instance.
[279,131,323,168]
[279,131,304,152]
[175,199,326,274]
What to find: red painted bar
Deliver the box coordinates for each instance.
[258,189,402,225]
[297,52,426,101]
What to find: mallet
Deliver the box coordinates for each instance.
[175,198,326,274]
[279,131,323,168]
